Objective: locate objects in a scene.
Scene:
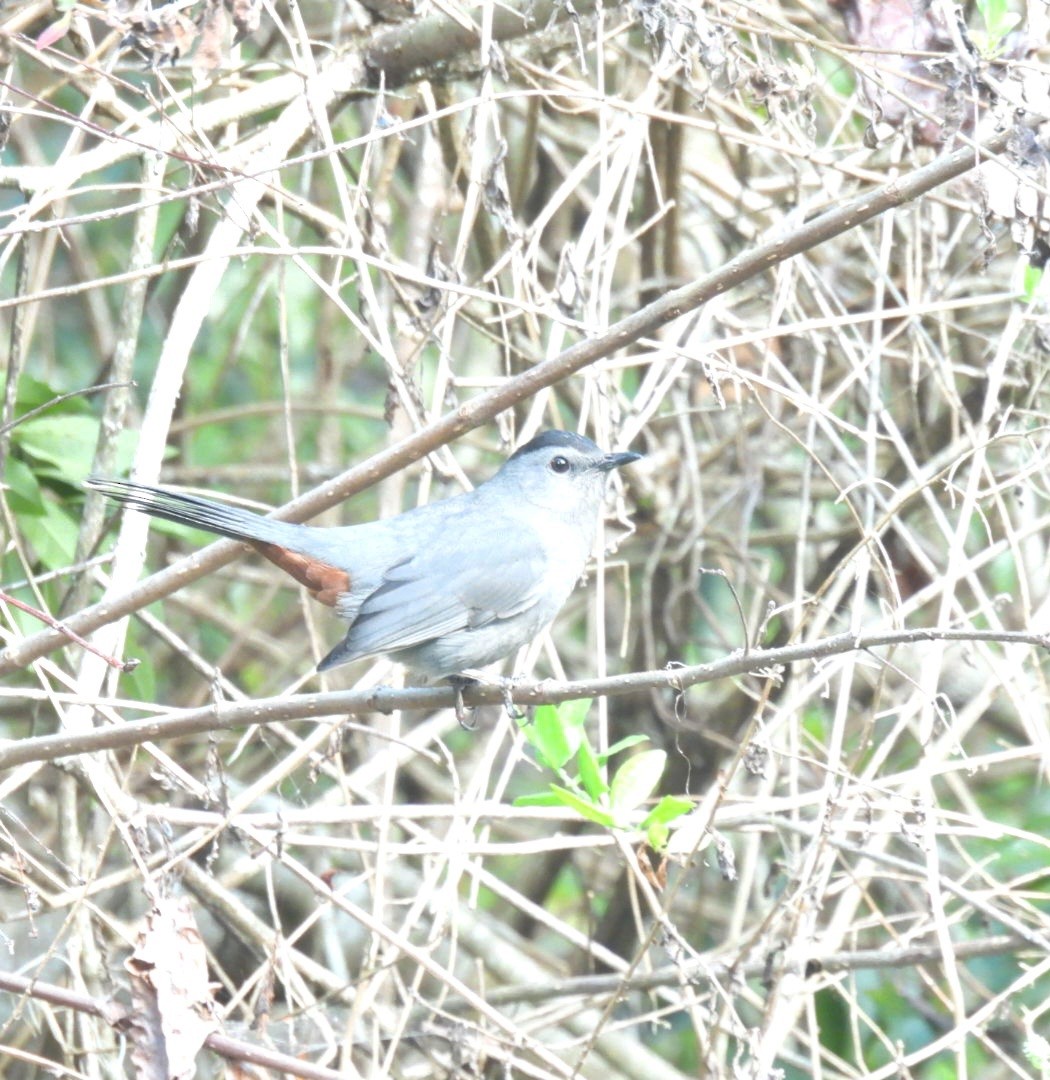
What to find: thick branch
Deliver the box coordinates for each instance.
[1,626,1045,769]
[364,0,599,86]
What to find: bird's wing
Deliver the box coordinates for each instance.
[341,537,548,658]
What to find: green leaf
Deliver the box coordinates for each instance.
[974,0,1021,52]
[558,697,593,728]
[4,458,44,515]
[513,791,565,808]
[601,733,650,760]
[647,820,670,852]
[525,706,576,769]
[13,415,138,484]
[1023,262,1043,302]
[609,749,667,816]
[547,784,615,828]
[21,498,78,569]
[520,698,591,770]
[14,375,91,416]
[577,738,608,800]
[641,795,695,829]
[15,415,103,473]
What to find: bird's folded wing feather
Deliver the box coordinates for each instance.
[343,542,547,656]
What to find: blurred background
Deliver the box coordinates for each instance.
[2,0,1050,1076]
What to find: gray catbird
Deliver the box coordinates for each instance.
[86,430,640,678]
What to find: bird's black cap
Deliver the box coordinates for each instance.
[508,430,602,461]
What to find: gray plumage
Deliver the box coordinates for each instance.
[86,430,640,678]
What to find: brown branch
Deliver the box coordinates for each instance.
[0,971,345,1080]
[364,0,600,86]
[459,933,1029,1009]
[0,589,138,672]
[1,626,1045,770]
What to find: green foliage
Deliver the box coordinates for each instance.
[3,377,136,573]
[1023,261,1044,300]
[812,986,851,1062]
[515,699,693,849]
[974,0,1022,54]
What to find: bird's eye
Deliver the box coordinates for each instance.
[549,455,571,474]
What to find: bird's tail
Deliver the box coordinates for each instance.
[85,477,298,548]
[87,477,351,609]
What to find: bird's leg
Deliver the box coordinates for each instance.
[456,670,525,720]
[497,676,525,720]
[446,674,479,730]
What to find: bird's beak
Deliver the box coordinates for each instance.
[597,450,642,472]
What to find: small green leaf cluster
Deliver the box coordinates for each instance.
[4,377,137,577]
[514,698,693,851]
[973,0,1022,55]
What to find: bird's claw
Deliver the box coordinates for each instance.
[447,675,479,730]
[496,676,524,720]
[447,672,525,724]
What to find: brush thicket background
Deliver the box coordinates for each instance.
[2,1,1050,1077]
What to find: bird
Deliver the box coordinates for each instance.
[85,430,640,679]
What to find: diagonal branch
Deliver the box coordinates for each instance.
[0,128,1014,677]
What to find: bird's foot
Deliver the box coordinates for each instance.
[446,674,479,730]
[455,670,525,720]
